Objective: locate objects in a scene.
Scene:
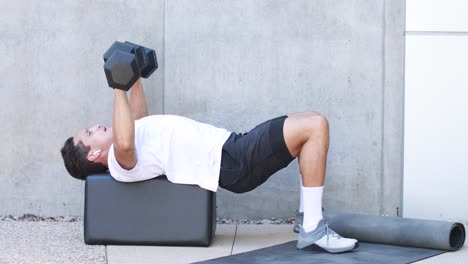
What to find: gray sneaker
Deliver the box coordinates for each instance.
[297,219,359,253]
[293,207,324,233]
[293,210,303,233]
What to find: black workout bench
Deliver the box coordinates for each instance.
[84,173,216,246]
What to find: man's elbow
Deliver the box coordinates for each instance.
[114,140,135,152]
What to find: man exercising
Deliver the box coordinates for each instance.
[61,52,358,254]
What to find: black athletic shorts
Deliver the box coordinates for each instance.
[218,115,296,193]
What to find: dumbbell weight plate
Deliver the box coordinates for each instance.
[104,50,140,91]
[141,47,158,78]
[103,41,146,73]
[124,41,158,78]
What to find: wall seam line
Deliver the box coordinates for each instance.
[400,0,407,217]
[380,0,387,216]
[162,0,166,114]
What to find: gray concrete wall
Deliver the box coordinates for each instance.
[0,0,165,215]
[0,0,404,218]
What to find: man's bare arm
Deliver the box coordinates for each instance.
[113,85,138,170]
[129,78,148,120]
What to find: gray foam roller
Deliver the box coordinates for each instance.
[324,212,465,251]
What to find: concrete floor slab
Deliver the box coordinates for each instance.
[413,246,467,264]
[232,224,297,255]
[0,221,106,264]
[107,225,236,264]
[413,225,468,264]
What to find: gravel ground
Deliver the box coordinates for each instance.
[0,218,106,264]
[0,214,297,225]
[216,217,296,225]
[0,214,83,222]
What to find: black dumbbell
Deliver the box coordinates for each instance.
[124,41,158,78]
[103,41,145,90]
[103,41,158,90]
[103,50,140,91]
[103,41,146,71]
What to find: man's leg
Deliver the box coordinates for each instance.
[283,112,329,232]
[283,112,329,186]
[283,112,358,252]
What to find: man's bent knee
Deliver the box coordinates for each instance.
[310,114,329,133]
[300,112,329,138]
[283,111,329,157]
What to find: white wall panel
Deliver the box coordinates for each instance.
[406,0,468,32]
[404,35,468,222]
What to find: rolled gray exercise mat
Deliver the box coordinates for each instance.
[323,211,465,251]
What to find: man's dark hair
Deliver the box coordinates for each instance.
[60,137,107,180]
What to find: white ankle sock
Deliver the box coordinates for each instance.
[299,175,304,213]
[302,185,324,232]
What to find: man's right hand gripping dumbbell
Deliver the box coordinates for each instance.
[103,41,158,90]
